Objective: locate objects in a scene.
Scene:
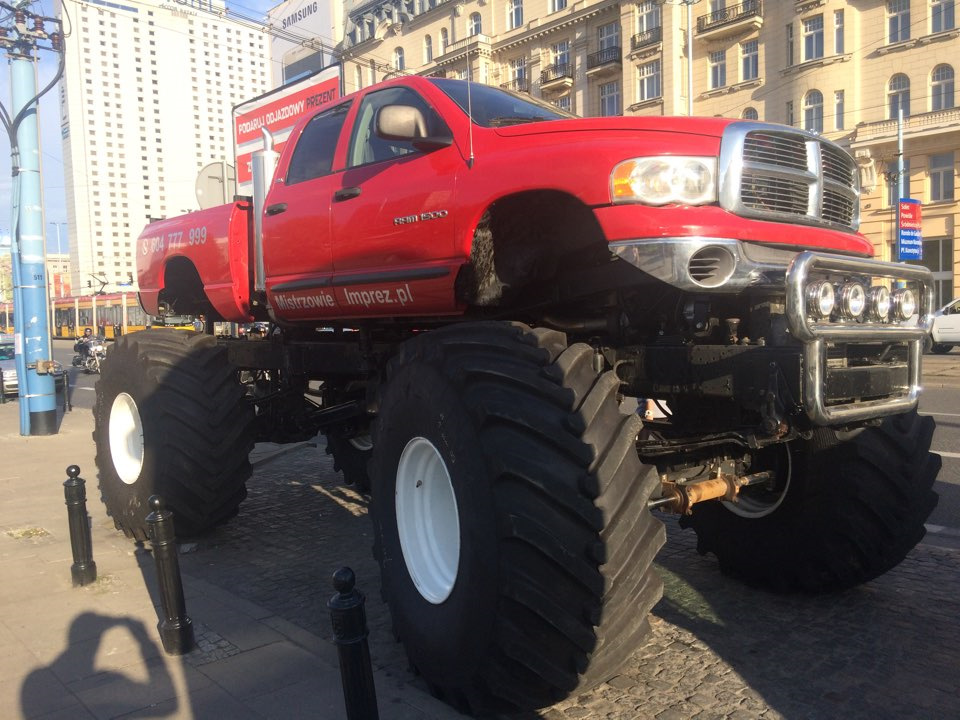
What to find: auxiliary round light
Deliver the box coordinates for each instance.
[867,286,891,322]
[806,280,835,319]
[839,282,867,319]
[893,288,917,321]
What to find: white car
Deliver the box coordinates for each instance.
[929,298,960,354]
[0,338,17,395]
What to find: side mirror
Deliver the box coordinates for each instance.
[376,104,453,151]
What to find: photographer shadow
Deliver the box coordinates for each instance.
[21,611,177,719]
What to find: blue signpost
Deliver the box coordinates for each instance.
[897,198,923,262]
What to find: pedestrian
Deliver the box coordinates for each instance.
[192,315,204,333]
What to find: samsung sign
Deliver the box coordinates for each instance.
[281,1,319,29]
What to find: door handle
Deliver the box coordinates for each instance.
[266,203,287,215]
[334,187,362,202]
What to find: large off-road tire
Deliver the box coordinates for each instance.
[94,329,255,541]
[369,322,664,714]
[324,431,372,493]
[680,410,940,592]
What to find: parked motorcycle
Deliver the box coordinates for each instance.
[72,336,107,374]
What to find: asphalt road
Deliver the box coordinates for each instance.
[51,338,960,541]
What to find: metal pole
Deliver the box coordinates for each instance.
[145,495,196,655]
[63,465,97,586]
[7,23,57,435]
[328,567,379,720]
[896,106,904,261]
[686,0,694,116]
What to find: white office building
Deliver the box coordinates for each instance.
[57,0,272,294]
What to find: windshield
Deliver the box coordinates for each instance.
[429,78,575,128]
[0,344,14,361]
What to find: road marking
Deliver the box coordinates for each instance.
[934,450,960,458]
[921,411,960,417]
[72,386,95,392]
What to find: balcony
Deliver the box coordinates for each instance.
[586,46,622,78]
[852,107,960,148]
[631,26,662,52]
[696,0,763,39]
[500,78,530,93]
[540,62,573,92]
[436,33,492,63]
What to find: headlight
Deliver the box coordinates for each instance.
[838,282,866,319]
[867,286,891,321]
[806,280,835,319]
[611,156,718,206]
[892,288,917,321]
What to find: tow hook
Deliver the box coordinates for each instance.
[648,471,773,514]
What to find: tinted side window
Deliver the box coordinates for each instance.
[286,101,352,185]
[347,87,446,168]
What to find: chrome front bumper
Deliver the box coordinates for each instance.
[785,251,934,425]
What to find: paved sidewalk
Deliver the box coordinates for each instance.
[0,402,462,720]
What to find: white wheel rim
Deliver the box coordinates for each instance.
[349,434,373,452]
[395,437,460,604]
[723,444,792,518]
[109,392,145,485]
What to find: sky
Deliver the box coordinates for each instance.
[0,0,279,254]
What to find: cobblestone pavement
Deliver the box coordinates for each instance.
[179,445,960,720]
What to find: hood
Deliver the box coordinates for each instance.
[493,115,735,139]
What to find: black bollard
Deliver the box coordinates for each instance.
[63,466,97,586]
[328,567,379,720]
[145,495,195,655]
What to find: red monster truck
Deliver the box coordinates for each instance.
[94,76,940,714]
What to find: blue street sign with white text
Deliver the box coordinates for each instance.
[897,198,923,261]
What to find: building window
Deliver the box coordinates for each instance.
[469,12,482,36]
[742,107,759,120]
[709,50,726,89]
[424,35,433,63]
[887,0,910,43]
[932,64,955,111]
[394,48,404,71]
[508,0,523,30]
[554,95,572,112]
[440,27,449,53]
[786,24,794,66]
[638,60,661,101]
[599,81,620,116]
[510,56,527,89]
[887,158,910,206]
[930,152,955,202]
[888,73,910,118]
[803,15,824,61]
[804,90,823,133]
[835,89,845,130]
[638,1,660,31]
[834,9,844,54]
[551,0,567,12]
[599,22,620,50]
[741,40,758,81]
[933,0,956,33]
[786,100,795,126]
[553,39,570,66]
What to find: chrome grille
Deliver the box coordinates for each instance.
[742,132,808,170]
[822,189,856,226]
[741,172,809,215]
[821,143,856,185]
[719,123,861,232]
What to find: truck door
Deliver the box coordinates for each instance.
[262,101,352,321]
[329,86,461,317]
